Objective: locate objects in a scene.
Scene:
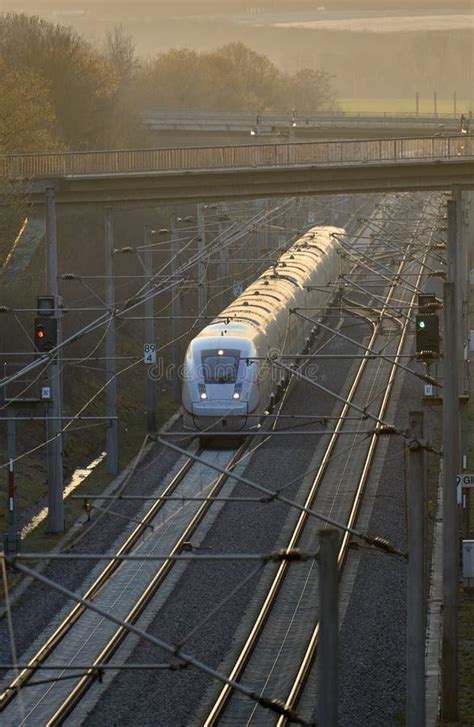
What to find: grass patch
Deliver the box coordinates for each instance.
[1,398,178,598]
[339,97,471,114]
[1,399,178,551]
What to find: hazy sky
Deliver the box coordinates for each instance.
[0,0,471,102]
[1,0,472,10]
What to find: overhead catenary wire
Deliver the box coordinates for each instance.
[0,189,440,724]
[4,198,298,507]
[5,557,313,727]
[0,197,304,396]
[156,438,406,558]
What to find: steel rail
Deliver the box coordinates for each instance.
[276,209,434,726]
[0,448,203,708]
[203,199,434,725]
[43,443,250,725]
[1,197,424,721]
[43,302,312,724]
[0,265,312,722]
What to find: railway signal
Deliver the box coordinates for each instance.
[34,317,57,352]
[415,313,439,359]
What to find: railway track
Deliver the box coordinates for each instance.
[201,194,441,725]
[0,336,303,724]
[0,449,201,702]
[0,444,252,724]
[0,193,442,725]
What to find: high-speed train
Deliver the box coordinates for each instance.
[182,226,346,434]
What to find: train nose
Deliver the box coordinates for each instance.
[191,400,248,431]
[192,400,248,418]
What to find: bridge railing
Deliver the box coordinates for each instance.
[1,135,472,179]
[141,110,465,121]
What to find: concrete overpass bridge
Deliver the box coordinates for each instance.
[2,134,473,205]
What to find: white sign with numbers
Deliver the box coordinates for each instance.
[143,343,157,365]
[308,211,316,224]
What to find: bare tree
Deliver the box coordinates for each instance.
[287,68,339,113]
[104,24,139,86]
[132,42,337,114]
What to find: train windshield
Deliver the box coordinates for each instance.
[201,349,241,384]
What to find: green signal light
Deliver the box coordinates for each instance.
[418,320,426,329]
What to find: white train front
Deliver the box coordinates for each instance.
[182,226,346,434]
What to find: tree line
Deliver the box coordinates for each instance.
[133,43,336,115]
[0,13,337,155]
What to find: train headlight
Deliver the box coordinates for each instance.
[200,392,207,400]
[232,383,243,400]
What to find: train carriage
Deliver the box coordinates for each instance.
[182,226,346,435]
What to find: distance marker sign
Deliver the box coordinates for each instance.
[144,343,157,365]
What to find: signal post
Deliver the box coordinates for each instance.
[105,208,119,475]
[440,198,461,722]
[44,187,64,533]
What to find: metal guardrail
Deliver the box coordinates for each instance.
[142,113,462,132]
[141,110,467,122]
[1,135,473,179]
[141,110,464,131]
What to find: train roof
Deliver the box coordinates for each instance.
[191,225,344,343]
[213,225,344,331]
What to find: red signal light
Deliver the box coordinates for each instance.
[34,318,57,352]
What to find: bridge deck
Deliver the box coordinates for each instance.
[2,135,473,203]
[141,110,463,133]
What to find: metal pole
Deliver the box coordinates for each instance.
[264,199,270,249]
[452,190,470,536]
[293,197,299,235]
[45,187,64,533]
[196,204,207,319]
[345,194,352,228]
[144,225,157,432]
[441,281,460,722]
[318,528,338,727]
[105,208,119,475]
[447,198,461,391]
[3,409,19,556]
[171,218,181,403]
[451,191,467,395]
[217,205,230,308]
[256,199,265,259]
[406,410,425,727]
[416,91,420,115]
